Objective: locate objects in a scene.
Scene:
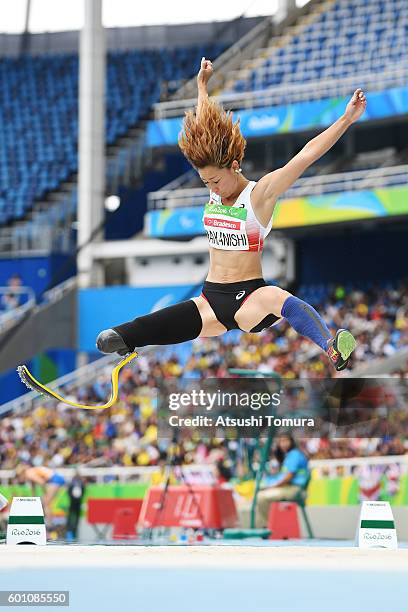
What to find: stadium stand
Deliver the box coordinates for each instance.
[0,43,227,228]
[1,1,407,405]
[156,0,407,118]
[228,0,407,94]
[149,0,408,223]
[1,281,407,470]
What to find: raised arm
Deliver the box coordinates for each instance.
[255,88,367,215]
[196,57,213,122]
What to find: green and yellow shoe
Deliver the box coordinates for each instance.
[327,329,357,371]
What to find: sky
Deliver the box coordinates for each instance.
[0,0,310,33]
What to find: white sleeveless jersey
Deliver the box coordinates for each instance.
[202,180,273,252]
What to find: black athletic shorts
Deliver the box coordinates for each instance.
[200,278,280,332]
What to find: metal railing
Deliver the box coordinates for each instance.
[0,225,73,255]
[1,455,407,485]
[147,164,408,211]
[0,466,158,486]
[148,187,209,211]
[310,454,408,479]
[42,276,77,304]
[0,464,219,485]
[281,164,408,198]
[0,276,77,341]
[154,64,408,118]
[0,286,36,335]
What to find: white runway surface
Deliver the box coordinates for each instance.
[1,543,408,611]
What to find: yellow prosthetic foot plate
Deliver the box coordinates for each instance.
[16,352,138,410]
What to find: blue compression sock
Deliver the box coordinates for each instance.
[281,295,331,351]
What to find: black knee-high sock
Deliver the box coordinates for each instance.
[113,299,203,351]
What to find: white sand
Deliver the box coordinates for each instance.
[2,545,408,571]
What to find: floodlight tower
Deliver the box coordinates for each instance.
[276,0,297,21]
[77,0,105,288]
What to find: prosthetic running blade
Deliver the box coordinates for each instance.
[16,352,138,410]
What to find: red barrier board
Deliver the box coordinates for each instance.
[138,485,238,529]
[87,498,143,524]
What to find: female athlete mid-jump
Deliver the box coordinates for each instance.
[97,58,367,372]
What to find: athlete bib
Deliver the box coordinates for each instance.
[202,181,273,252]
[203,203,249,251]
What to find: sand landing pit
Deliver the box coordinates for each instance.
[2,543,408,570]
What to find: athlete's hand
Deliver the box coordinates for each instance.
[343,88,367,124]
[197,57,213,88]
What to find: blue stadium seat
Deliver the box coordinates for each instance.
[232,0,406,95]
[0,43,228,227]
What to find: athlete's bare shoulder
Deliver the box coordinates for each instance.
[250,177,278,226]
[252,174,278,204]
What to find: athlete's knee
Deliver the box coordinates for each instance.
[270,287,292,316]
[97,299,203,354]
[96,328,131,355]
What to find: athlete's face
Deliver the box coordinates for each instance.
[199,163,240,199]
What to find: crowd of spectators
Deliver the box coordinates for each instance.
[188,280,408,380]
[1,281,407,472]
